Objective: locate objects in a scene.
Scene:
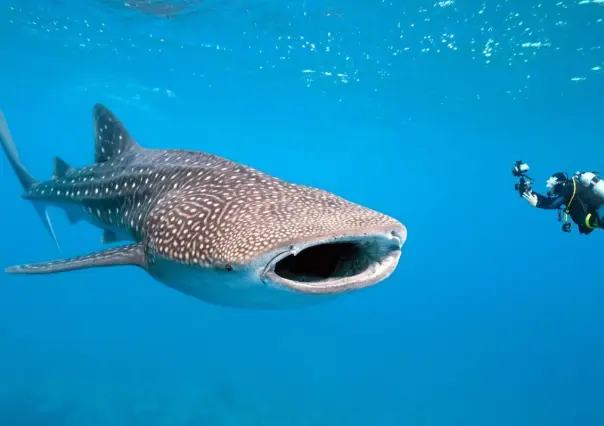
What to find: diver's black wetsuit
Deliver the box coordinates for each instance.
[530,178,604,235]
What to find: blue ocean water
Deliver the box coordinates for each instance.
[1,0,603,425]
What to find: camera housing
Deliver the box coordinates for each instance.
[512,160,529,177]
[512,160,534,197]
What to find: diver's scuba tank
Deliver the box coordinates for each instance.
[578,172,604,201]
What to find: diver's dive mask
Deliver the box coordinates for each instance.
[546,172,568,196]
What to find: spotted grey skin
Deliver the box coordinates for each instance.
[0,104,407,309]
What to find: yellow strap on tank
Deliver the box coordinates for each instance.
[563,177,577,224]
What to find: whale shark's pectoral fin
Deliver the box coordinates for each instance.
[101,230,124,244]
[5,243,147,275]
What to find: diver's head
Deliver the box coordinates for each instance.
[546,172,568,195]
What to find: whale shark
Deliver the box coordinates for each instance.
[0,104,407,309]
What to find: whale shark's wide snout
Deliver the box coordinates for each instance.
[206,185,409,302]
[261,224,405,295]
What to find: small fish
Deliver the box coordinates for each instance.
[1,104,407,309]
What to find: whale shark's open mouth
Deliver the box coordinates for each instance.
[262,230,404,294]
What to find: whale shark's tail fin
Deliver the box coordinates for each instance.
[0,109,61,250]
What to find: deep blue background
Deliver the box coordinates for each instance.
[1,0,603,425]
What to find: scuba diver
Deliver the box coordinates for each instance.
[512,161,604,235]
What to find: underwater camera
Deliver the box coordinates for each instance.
[512,160,534,197]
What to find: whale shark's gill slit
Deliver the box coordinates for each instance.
[274,241,378,283]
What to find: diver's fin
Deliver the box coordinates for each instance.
[0,109,60,250]
[53,156,73,179]
[93,104,141,163]
[5,243,147,275]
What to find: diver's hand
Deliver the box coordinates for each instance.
[522,190,538,207]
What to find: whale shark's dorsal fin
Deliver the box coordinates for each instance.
[53,156,73,179]
[93,104,141,163]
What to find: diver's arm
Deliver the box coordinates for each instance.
[523,190,565,209]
